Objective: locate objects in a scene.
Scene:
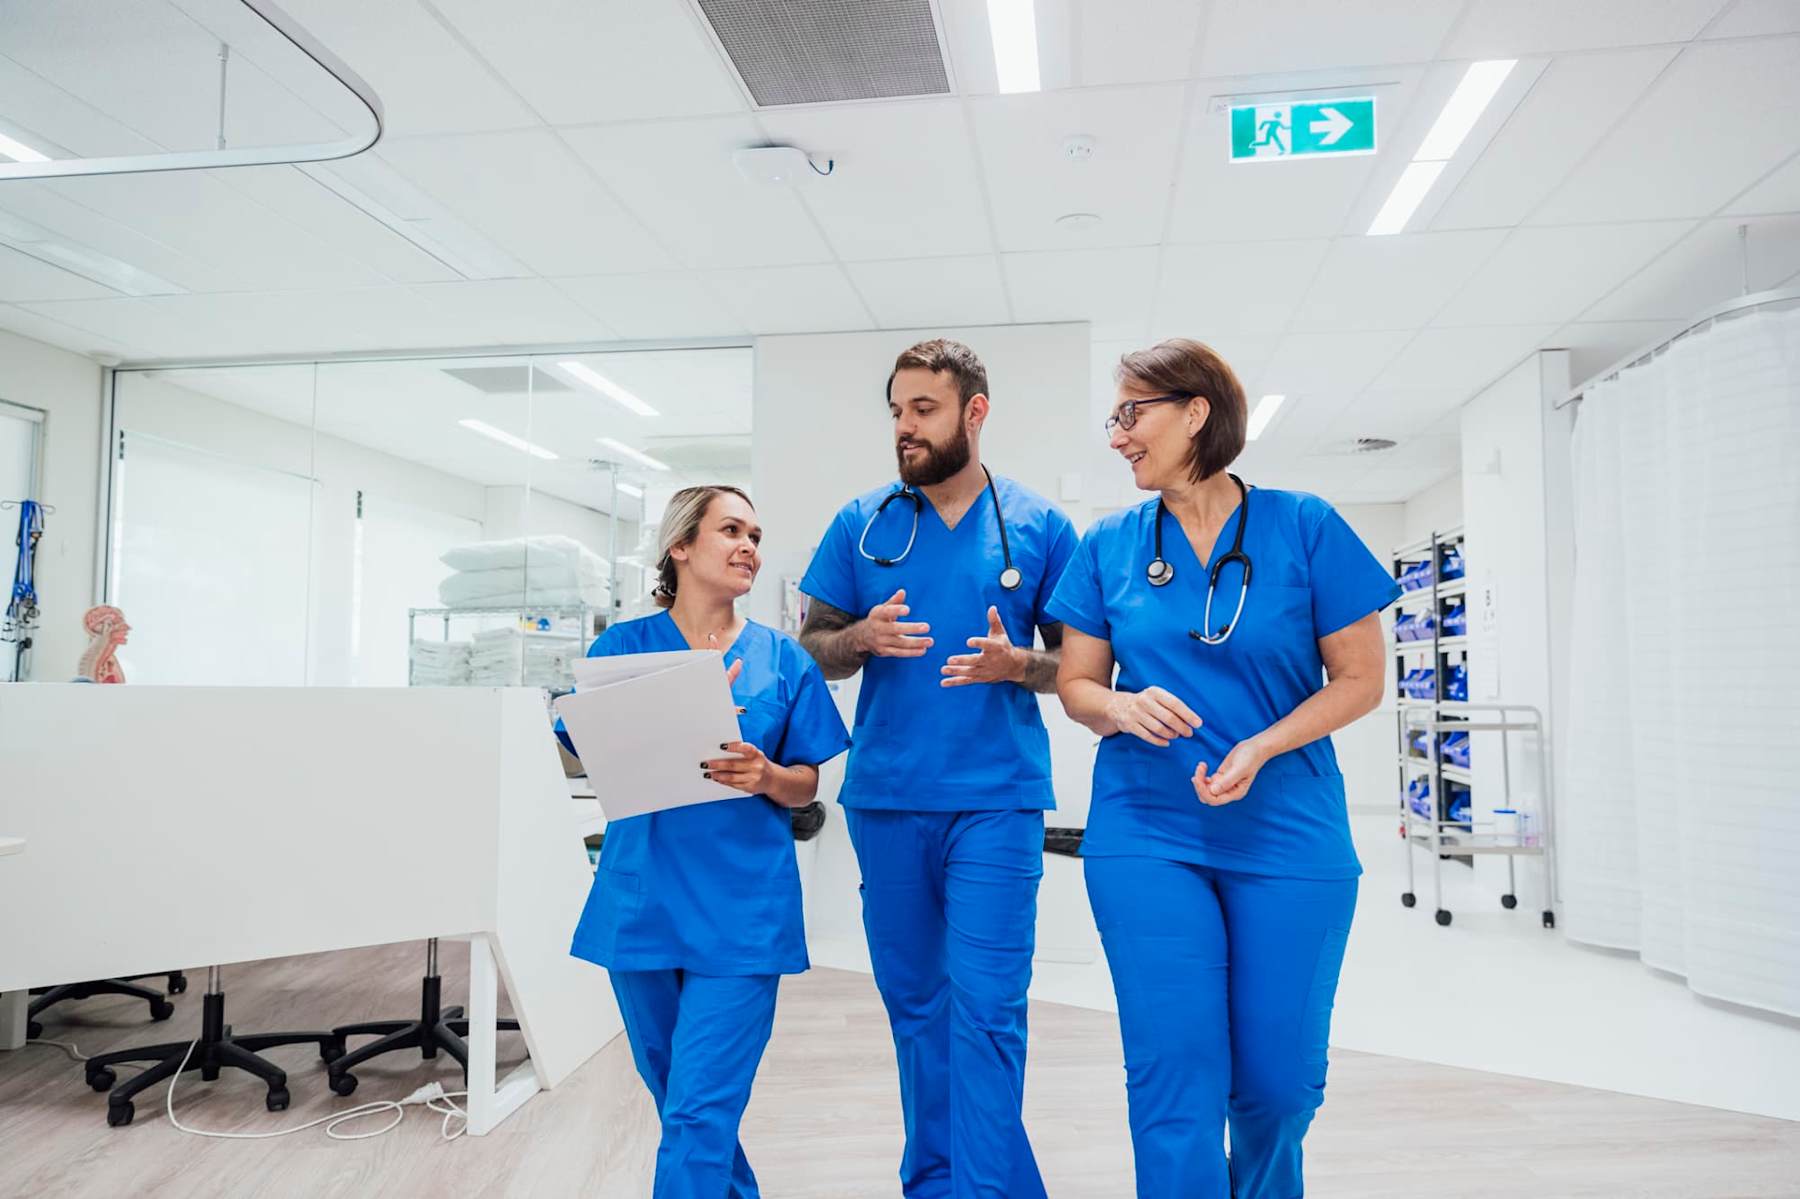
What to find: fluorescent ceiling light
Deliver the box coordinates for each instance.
[1414,60,1516,163]
[558,360,658,417]
[0,132,49,163]
[1367,160,1446,236]
[597,437,670,472]
[616,481,645,498]
[0,211,184,296]
[1246,394,1287,440]
[459,418,558,460]
[987,0,1041,94]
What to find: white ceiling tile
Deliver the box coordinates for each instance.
[40,171,388,291]
[411,279,618,345]
[970,85,1187,252]
[1156,240,1331,335]
[1197,1,1464,76]
[1370,325,1557,394]
[757,101,993,261]
[1434,222,1693,327]
[1002,247,1159,339]
[846,256,1011,329]
[271,0,541,136]
[701,265,873,335]
[0,302,142,359]
[1533,38,1800,224]
[1075,0,1207,86]
[1724,151,1800,215]
[1703,0,1800,36]
[1292,231,1508,333]
[1445,0,1729,57]
[430,0,745,125]
[0,245,122,302]
[214,166,463,285]
[554,274,748,340]
[1552,319,1688,385]
[1582,215,1800,322]
[1318,388,1468,440]
[376,130,674,276]
[1261,329,1413,398]
[1432,48,1678,231]
[561,118,829,271]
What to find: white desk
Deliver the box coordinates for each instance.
[0,687,622,1132]
[1,836,23,1049]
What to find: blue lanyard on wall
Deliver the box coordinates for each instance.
[7,500,44,623]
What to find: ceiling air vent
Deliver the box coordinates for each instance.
[695,0,951,107]
[1352,437,1398,454]
[441,365,571,395]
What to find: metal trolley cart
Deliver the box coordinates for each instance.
[1398,701,1558,929]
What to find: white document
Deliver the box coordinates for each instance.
[555,649,750,820]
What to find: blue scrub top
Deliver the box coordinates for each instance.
[567,612,849,976]
[800,474,1078,811]
[1046,488,1400,880]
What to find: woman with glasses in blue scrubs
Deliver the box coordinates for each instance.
[1048,340,1400,1199]
[565,484,849,1199]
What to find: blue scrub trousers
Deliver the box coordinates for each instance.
[845,808,1047,1199]
[1085,857,1358,1199]
[610,969,781,1199]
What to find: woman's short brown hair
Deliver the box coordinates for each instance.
[1116,339,1247,483]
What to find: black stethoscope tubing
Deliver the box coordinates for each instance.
[859,465,1022,591]
[1147,473,1253,644]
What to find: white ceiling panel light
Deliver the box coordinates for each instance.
[0,211,184,296]
[1369,60,1516,236]
[558,360,659,417]
[616,481,645,498]
[597,436,671,472]
[0,130,50,163]
[987,0,1041,94]
[459,418,558,460]
[1246,394,1288,440]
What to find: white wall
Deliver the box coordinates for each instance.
[0,330,104,681]
[1404,471,1463,540]
[1335,503,1407,815]
[1458,350,1574,901]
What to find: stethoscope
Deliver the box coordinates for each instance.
[1147,474,1252,645]
[858,465,1023,591]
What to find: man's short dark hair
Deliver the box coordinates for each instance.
[887,338,988,407]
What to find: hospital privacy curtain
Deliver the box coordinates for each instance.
[1562,303,1800,1017]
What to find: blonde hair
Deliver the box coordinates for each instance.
[653,485,754,608]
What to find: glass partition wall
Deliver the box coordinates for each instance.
[105,346,752,688]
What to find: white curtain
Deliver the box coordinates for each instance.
[1563,304,1800,1017]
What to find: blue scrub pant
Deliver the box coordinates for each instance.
[610,969,781,1199]
[844,808,1047,1199]
[1084,857,1358,1199]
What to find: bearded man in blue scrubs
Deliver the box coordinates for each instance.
[798,339,1077,1199]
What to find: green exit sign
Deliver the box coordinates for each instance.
[1230,97,1377,162]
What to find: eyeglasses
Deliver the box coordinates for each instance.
[1103,394,1190,435]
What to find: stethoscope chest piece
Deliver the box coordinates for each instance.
[999,565,1023,592]
[1146,557,1175,587]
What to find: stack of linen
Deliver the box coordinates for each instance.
[466,627,586,688]
[437,535,609,610]
[408,639,471,686]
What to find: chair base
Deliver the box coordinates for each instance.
[27,973,187,1040]
[326,972,518,1097]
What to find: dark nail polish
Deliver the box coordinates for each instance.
[703,772,712,779]
[720,743,730,750]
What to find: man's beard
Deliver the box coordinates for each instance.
[896,423,972,487]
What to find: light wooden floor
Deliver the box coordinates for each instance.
[2,942,1796,1198]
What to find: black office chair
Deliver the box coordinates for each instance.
[27,971,187,1039]
[326,938,519,1097]
[83,966,343,1127]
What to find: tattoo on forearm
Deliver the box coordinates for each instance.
[799,600,869,680]
[1017,623,1064,694]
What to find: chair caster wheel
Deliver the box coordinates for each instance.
[150,999,175,1021]
[88,1067,117,1092]
[266,1087,290,1112]
[320,1038,345,1064]
[330,1072,359,1097]
[107,1101,134,1127]
[1542,910,1556,929]
[27,1021,43,1040]
[1501,894,1518,910]
[168,973,188,994]
[1401,892,1417,908]
[1435,909,1453,926]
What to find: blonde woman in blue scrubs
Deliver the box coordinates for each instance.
[566,485,849,1199]
[1050,340,1398,1198]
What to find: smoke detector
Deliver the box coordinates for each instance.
[1055,212,1102,234]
